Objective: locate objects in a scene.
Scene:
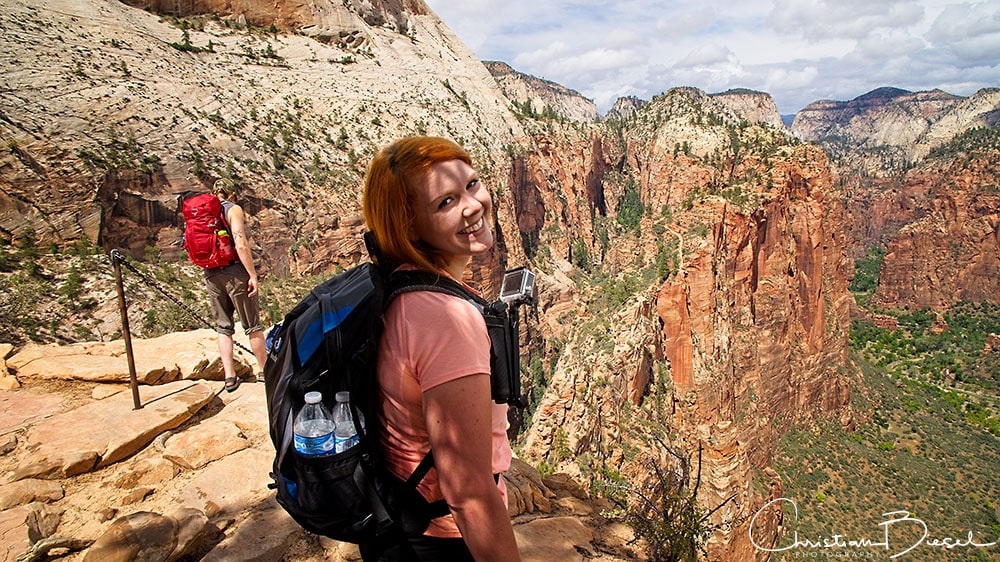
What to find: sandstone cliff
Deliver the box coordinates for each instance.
[791,86,1000,178]
[792,87,961,172]
[710,89,785,129]
[121,0,432,38]
[790,86,1000,310]
[0,0,523,291]
[871,143,1000,310]
[484,61,600,122]
[604,96,646,122]
[515,88,853,560]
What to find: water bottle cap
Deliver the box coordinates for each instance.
[335,391,350,402]
[304,391,322,404]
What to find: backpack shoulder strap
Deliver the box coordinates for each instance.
[387,270,489,308]
[219,200,235,229]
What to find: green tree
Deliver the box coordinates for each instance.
[850,247,886,293]
[16,229,40,276]
[571,237,591,271]
[617,180,644,232]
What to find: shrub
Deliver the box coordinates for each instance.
[596,442,736,562]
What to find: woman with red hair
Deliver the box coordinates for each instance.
[361,137,521,562]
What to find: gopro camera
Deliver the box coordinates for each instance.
[488,266,536,409]
[499,266,536,306]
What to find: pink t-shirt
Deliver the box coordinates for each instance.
[377,274,512,538]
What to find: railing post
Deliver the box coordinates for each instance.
[110,249,142,410]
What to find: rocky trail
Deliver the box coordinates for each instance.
[0,330,640,562]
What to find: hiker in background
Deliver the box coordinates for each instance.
[205,178,267,392]
[361,137,521,562]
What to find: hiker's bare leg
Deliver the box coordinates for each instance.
[249,329,267,373]
[218,333,237,380]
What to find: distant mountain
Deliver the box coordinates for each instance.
[790,87,969,171]
[483,61,598,122]
[709,88,785,129]
[854,86,912,102]
[606,88,786,129]
[604,95,646,121]
[790,85,1000,310]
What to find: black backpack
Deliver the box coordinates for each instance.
[262,235,525,543]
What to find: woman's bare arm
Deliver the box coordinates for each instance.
[423,374,521,561]
[225,204,259,297]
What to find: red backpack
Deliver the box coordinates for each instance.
[182,193,239,269]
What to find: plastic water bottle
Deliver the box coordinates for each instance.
[333,391,358,453]
[293,391,336,457]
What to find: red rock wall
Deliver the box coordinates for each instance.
[119,0,430,30]
[641,143,853,559]
[873,155,1000,310]
[515,117,854,559]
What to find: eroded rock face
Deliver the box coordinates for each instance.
[119,0,429,37]
[655,149,853,559]
[485,61,600,122]
[873,156,1000,310]
[711,89,785,129]
[839,175,936,259]
[0,0,517,278]
[791,87,963,152]
[604,96,645,121]
[788,85,1000,313]
[516,90,854,558]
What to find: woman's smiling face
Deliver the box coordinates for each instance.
[411,158,494,277]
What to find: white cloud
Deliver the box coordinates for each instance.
[928,2,1000,40]
[855,31,927,59]
[521,46,644,77]
[927,3,1000,65]
[425,0,1000,115]
[763,65,820,92]
[769,0,925,41]
[674,44,735,69]
[654,6,720,36]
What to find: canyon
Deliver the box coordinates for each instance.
[1,0,998,560]
[792,86,1000,310]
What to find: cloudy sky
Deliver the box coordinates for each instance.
[423,0,1000,116]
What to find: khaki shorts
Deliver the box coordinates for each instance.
[205,263,262,336]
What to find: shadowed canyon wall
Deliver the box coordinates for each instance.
[793,87,1000,311]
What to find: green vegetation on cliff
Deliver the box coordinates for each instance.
[851,303,1000,397]
[928,126,1000,163]
[0,236,318,346]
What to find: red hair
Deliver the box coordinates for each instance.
[362,137,472,272]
